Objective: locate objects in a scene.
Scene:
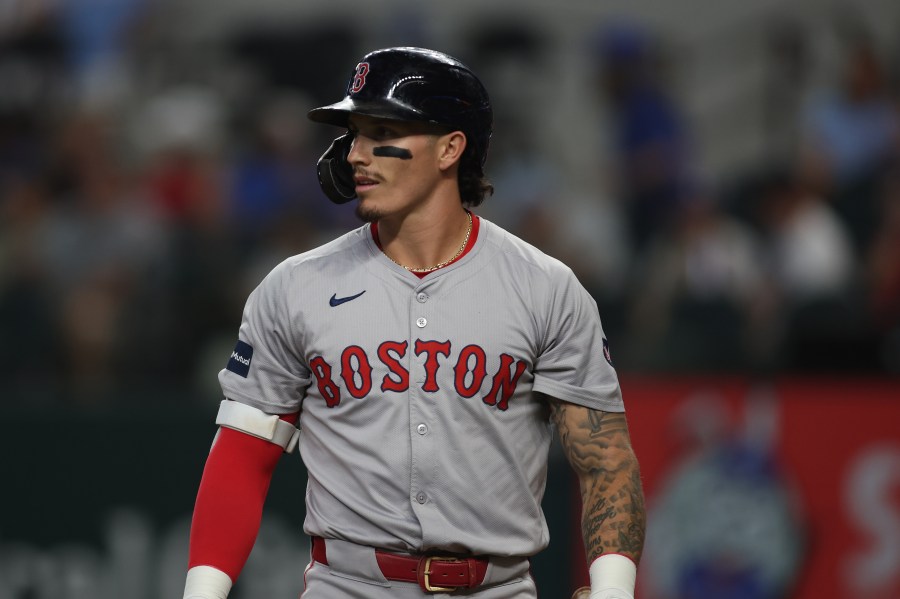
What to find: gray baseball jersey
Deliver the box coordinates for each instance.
[219,216,624,557]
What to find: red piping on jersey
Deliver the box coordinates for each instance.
[371,212,480,278]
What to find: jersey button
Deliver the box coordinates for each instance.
[416,492,427,504]
[416,292,429,303]
[416,423,428,435]
[416,317,427,328]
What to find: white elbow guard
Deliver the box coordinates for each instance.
[589,554,637,599]
[183,565,232,599]
[215,400,300,453]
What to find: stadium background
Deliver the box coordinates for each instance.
[1,0,899,597]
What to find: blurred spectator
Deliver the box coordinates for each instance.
[591,21,693,253]
[754,168,861,371]
[797,31,900,250]
[228,91,352,252]
[132,85,228,223]
[39,112,166,400]
[125,86,247,392]
[625,188,766,371]
[57,0,150,109]
[757,170,855,303]
[0,177,61,397]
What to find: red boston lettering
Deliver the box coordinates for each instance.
[340,345,373,399]
[378,340,409,392]
[310,356,341,407]
[454,344,488,398]
[311,340,528,409]
[483,353,527,411]
[414,339,451,392]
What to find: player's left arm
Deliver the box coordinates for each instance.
[551,400,646,597]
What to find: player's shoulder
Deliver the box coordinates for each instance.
[269,225,370,277]
[479,218,575,280]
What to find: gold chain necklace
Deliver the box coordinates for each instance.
[385,212,473,273]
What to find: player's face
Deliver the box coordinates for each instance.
[346,115,453,222]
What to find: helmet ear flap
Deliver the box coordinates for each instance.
[316,133,356,204]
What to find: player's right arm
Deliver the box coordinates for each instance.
[182,403,299,599]
[183,255,308,597]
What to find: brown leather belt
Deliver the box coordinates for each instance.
[311,536,489,592]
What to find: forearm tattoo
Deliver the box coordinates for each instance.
[551,402,646,563]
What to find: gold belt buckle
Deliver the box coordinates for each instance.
[423,556,457,592]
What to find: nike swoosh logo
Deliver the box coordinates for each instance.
[329,290,366,307]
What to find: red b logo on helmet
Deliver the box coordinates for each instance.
[350,62,370,94]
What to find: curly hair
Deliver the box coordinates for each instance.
[458,138,493,207]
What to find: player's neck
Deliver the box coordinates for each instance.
[377,203,472,272]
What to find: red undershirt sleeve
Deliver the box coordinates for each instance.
[187,412,300,582]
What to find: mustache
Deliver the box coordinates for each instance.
[354,168,381,180]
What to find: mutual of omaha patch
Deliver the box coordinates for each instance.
[227,340,254,377]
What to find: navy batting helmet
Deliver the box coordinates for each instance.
[309,47,492,166]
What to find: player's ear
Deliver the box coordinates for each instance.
[437,131,467,171]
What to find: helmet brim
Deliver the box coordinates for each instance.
[308,97,425,128]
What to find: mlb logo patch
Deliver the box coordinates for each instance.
[603,337,614,367]
[227,340,254,377]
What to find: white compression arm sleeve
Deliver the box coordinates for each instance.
[589,554,637,599]
[183,565,233,599]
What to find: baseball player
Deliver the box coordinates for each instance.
[182,47,645,599]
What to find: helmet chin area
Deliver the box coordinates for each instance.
[316,134,356,204]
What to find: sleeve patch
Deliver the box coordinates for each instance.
[603,337,614,367]
[227,340,254,377]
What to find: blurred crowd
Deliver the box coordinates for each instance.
[0,2,898,405]
[575,16,900,377]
